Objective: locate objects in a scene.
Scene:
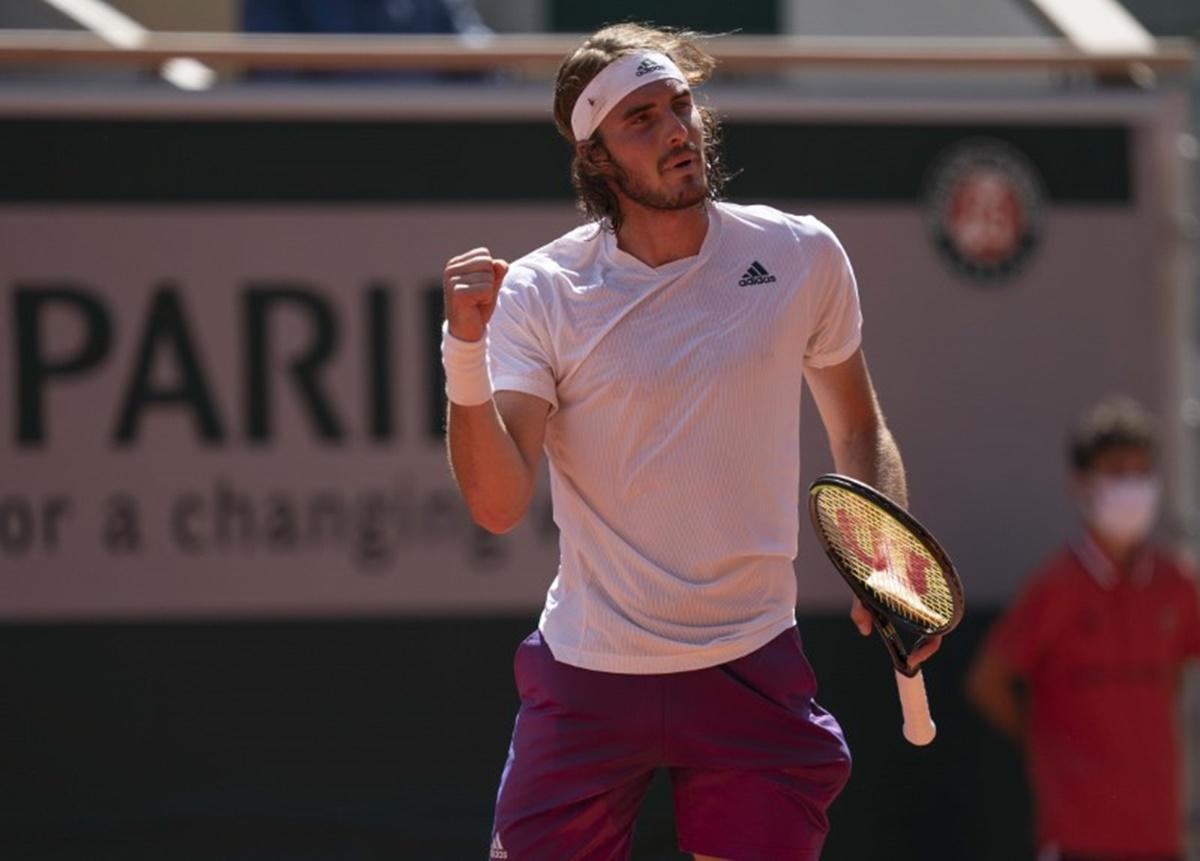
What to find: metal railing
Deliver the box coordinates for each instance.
[0,30,1192,76]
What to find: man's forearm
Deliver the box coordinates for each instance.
[974,688,1026,745]
[830,420,907,507]
[966,657,1027,746]
[447,401,536,534]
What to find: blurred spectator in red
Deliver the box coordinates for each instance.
[967,395,1200,861]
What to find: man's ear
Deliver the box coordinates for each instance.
[578,140,611,170]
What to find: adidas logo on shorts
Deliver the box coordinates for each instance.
[635,58,665,76]
[738,261,777,286]
[490,834,508,860]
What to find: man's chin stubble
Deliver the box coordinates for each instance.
[619,177,708,212]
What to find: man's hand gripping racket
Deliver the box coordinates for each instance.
[808,475,965,746]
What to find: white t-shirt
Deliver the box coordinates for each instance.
[488,201,862,673]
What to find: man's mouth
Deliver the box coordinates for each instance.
[661,147,700,173]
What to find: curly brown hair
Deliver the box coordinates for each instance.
[552,23,731,232]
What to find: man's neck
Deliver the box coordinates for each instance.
[614,202,709,268]
[1085,526,1142,572]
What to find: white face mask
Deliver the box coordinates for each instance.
[1085,475,1161,545]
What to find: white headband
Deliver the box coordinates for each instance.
[570,51,689,142]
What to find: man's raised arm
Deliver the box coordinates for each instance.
[442,247,552,534]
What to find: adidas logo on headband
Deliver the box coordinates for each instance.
[635,58,665,77]
[570,51,688,141]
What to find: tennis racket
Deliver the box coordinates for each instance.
[807,474,964,746]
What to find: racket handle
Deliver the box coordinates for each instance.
[894,668,936,746]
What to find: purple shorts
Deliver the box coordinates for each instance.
[490,628,851,861]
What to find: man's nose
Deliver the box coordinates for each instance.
[663,111,689,145]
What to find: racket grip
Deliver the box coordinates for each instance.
[894,668,936,746]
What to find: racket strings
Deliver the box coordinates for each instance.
[813,486,956,631]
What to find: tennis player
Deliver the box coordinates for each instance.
[441,24,941,861]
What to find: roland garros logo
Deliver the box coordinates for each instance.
[925,139,1044,283]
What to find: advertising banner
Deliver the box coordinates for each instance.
[0,94,1183,619]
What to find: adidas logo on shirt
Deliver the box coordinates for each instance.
[738,261,777,286]
[490,834,508,860]
[635,58,665,76]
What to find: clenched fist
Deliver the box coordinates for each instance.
[443,247,509,343]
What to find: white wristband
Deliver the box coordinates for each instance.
[440,321,493,406]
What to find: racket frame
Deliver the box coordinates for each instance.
[807,473,965,678]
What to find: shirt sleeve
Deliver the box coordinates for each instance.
[801,223,863,370]
[486,267,559,413]
[984,568,1064,676]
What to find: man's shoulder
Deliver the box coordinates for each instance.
[717,201,841,247]
[1024,545,1087,592]
[507,222,603,288]
[1150,545,1199,585]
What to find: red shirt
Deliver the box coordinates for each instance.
[985,538,1200,855]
